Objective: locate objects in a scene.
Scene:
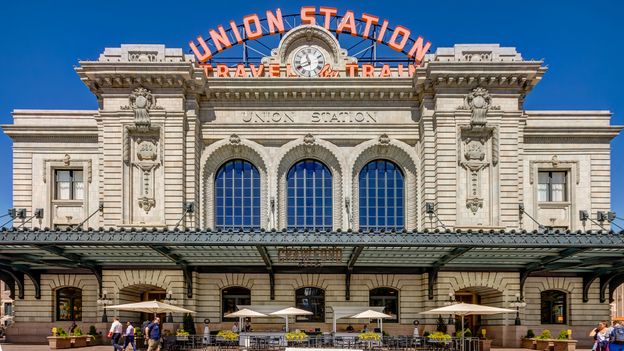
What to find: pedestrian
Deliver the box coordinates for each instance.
[123,321,136,351]
[361,324,369,333]
[611,320,624,351]
[231,321,239,333]
[590,321,609,351]
[141,319,150,345]
[108,317,123,351]
[146,317,161,351]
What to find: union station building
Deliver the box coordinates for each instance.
[0,17,622,346]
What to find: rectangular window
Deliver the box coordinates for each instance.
[537,171,567,202]
[54,170,84,200]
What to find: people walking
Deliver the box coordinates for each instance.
[146,317,161,351]
[611,320,624,351]
[590,321,609,351]
[123,321,136,351]
[109,317,123,351]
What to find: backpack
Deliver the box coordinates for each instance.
[612,326,624,342]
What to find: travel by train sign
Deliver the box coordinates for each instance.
[189,6,432,78]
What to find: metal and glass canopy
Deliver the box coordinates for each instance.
[0,227,623,304]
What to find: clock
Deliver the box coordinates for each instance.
[292,46,326,77]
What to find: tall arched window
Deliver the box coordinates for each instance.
[287,160,332,230]
[369,287,399,323]
[359,160,404,231]
[541,290,567,324]
[56,287,82,321]
[215,160,261,230]
[296,287,325,322]
[222,286,251,321]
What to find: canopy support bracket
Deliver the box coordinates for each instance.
[345,271,352,301]
[269,271,275,300]
[428,268,438,300]
[256,246,275,300]
[0,267,23,299]
[583,272,601,303]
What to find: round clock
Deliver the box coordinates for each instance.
[292,46,326,77]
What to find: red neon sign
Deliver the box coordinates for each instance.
[189,6,432,65]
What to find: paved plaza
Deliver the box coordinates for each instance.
[0,347,594,351]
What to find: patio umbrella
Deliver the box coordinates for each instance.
[349,310,394,334]
[269,307,313,332]
[106,300,195,314]
[224,308,268,332]
[421,303,514,351]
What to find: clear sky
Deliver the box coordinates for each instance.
[0,0,622,228]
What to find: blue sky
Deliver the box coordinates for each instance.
[0,0,622,227]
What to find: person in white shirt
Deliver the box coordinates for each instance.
[123,321,136,351]
[109,317,123,351]
[231,322,239,333]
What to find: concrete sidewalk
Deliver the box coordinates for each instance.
[0,347,596,351]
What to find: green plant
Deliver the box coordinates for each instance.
[88,325,97,336]
[358,332,381,341]
[526,329,535,339]
[73,326,83,336]
[285,330,307,341]
[428,331,452,342]
[135,327,142,338]
[183,313,197,335]
[53,327,68,337]
[557,330,570,340]
[536,329,552,340]
[217,330,239,341]
[436,315,448,334]
[423,331,430,338]
[456,328,472,338]
[176,328,190,337]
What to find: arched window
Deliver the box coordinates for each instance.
[541,290,567,324]
[287,160,332,230]
[359,160,404,231]
[56,287,82,321]
[296,287,325,322]
[215,160,261,230]
[369,287,399,323]
[222,286,251,321]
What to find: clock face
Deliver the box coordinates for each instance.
[292,46,326,77]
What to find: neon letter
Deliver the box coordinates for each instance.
[250,64,265,77]
[216,64,230,77]
[266,9,285,34]
[407,36,432,64]
[319,7,337,30]
[301,6,316,25]
[209,25,232,52]
[361,64,375,77]
[388,25,410,52]
[229,20,243,44]
[243,14,263,40]
[336,10,357,36]
[376,20,389,43]
[360,13,379,39]
[189,36,212,62]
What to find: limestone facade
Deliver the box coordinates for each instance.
[2,36,621,346]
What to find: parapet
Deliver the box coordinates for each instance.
[428,44,524,62]
[96,44,195,63]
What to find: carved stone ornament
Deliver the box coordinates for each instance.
[462,87,499,127]
[128,87,155,128]
[136,140,158,161]
[551,155,560,167]
[378,133,391,145]
[229,134,241,145]
[63,154,71,166]
[303,133,315,145]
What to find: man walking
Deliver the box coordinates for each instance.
[147,317,161,351]
[108,317,123,351]
[123,321,136,351]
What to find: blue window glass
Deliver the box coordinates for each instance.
[287,159,332,230]
[215,160,261,230]
[359,160,404,231]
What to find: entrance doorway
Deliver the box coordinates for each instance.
[454,287,504,334]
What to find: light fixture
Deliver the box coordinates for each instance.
[97,290,113,323]
[509,292,527,325]
[163,290,178,323]
[445,291,457,325]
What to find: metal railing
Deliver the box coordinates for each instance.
[161,335,481,351]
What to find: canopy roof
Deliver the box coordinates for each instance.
[106,300,195,314]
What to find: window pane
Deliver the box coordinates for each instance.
[296,287,325,322]
[287,160,332,230]
[222,287,251,321]
[56,288,82,321]
[215,160,261,230]
[369,288,399,323]
[359,160,404,231]
[537,184,549,202]
[541,290,566,324]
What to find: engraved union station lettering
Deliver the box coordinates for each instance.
[240,111,377,123]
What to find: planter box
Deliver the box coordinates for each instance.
[522,338,536,349]
[480,339,493,351]
[535,339,552,351]
[71,336,91,348]
[47,336,72,349]
[553,340,577,351]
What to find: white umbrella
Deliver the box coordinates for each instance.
[350,310,394,334]
[269,307,313,332]
[421,303,514,351]
[225,308,268,332]
[106,300,195,314]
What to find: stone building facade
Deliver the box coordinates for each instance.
[1,25,622,346]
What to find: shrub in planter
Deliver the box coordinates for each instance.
[526,330,536,339]
[436,315,448,334]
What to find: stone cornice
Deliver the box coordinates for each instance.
[523,126,622,140]
[1,125,98,139]
[414,61,547,95]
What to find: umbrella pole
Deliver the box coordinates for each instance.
[285,316,289,333]
[461,315,465,351]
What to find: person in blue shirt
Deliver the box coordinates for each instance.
[123,321,136,351]
[146,317,161,351]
